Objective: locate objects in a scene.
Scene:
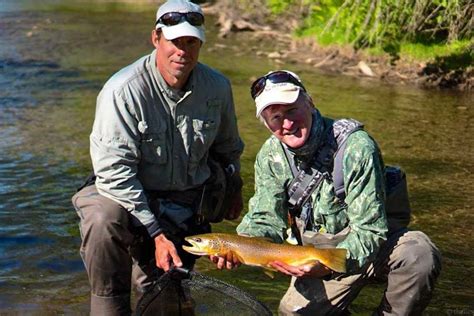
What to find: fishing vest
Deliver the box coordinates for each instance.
[284,119,411,245]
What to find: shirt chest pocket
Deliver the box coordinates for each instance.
[140,132,167,164]
[189,118,218,164]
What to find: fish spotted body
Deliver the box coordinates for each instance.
[183,233,347,273]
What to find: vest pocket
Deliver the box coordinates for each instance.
[189,118,217,168]
[140,133,167,164]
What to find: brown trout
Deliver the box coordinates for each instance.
[183,233,347,273]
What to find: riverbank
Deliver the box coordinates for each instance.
[203,2,473,92]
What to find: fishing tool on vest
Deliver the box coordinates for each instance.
[285,161,331,245]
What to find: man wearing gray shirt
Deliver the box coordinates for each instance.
[72,0,244,314]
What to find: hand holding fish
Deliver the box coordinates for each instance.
[270,260,332,278]
[210,253,242,270]
[154,233,183,271]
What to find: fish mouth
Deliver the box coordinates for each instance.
[182,238,208,256]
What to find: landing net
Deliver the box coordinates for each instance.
[135,268,272,316]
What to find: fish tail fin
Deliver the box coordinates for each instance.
[314,248,347,273]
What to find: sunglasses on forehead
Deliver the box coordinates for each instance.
[156,12,205,27]
[250,71,307,99]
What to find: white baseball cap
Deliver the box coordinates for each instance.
[254,70,306,117]
[155,0,206,43]
[251,70,306,118]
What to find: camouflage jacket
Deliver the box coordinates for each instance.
[237,116,388,272]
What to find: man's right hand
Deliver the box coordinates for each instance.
[154,233,182,271]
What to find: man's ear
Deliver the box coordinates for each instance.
[304,93,315,108]
[151,29,160,48]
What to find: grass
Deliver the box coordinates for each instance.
[399,40,472,62]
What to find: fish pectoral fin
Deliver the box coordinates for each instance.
[299,259,319,269]
[233,253,245,264]
[263,269,275,279]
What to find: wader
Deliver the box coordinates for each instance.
[278,229,442,315]
[72,185,210,316]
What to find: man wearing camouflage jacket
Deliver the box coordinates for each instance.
[229,70,441,315]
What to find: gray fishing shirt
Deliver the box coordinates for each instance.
[90,49,244,237]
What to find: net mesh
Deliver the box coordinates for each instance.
[135,268,272,316]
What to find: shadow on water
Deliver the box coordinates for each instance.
[0,0,472,314]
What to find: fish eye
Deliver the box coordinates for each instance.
[195,238,201,242]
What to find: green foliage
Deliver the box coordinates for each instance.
[284,0,473,58]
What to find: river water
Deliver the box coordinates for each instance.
[0,1,472,314]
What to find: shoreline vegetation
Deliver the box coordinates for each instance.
[201,0,473,91]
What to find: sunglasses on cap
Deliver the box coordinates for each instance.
[250,70,307,99]
[156,12,205,27]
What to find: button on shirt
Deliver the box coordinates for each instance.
[90,49,244,237]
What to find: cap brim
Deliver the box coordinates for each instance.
[159,21,205,43]
[255,87,300,117]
